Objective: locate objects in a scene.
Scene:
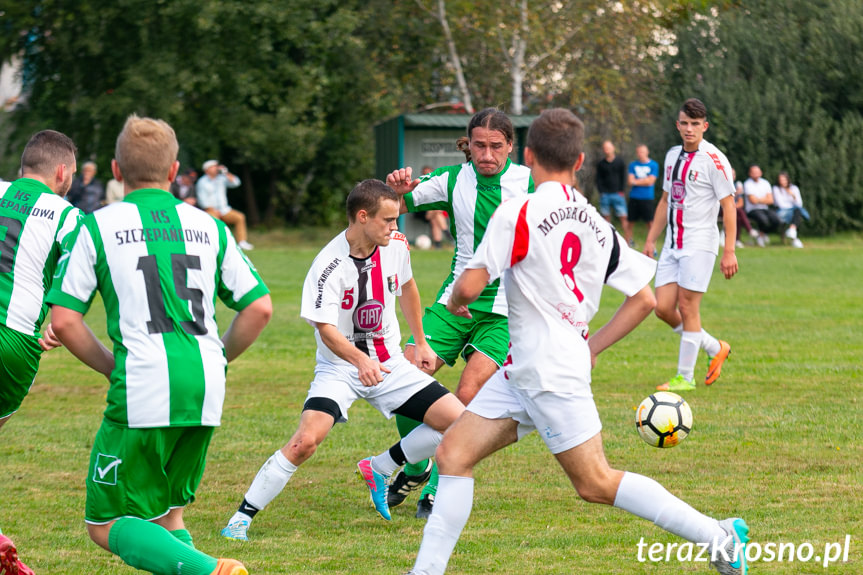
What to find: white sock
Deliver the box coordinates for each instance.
[244,449,298,511]
[701,329,721,357]
[372,424,443,477]
[371,450,399,477]
[677,331,701,381]
[401,424,444,463]
[413,475,474,575]
[672,324,683,335]
[613,472,724,544]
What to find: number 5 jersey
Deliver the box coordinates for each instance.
[467,181,656,392]
[300,231,413,369]
[47,188,269,428]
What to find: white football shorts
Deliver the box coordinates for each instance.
[467,370,602,455]
[654,248,717,292]
[306,355,436,423]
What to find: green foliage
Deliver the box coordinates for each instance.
[663,0,863,234]
[0,0,391,225]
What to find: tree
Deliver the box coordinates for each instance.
[664,0,863,234]
[0,0,392,225]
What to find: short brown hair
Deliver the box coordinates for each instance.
[20,130,77,179]
[680,98,708,120]
[346,179,398,221]
[114,115,179,189]
[526,109,584,172]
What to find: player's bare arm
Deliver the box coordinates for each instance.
[718,195,739,280]
[446,267,491,319]
[398,278,437,372]
[385,167,420,215]
[588,285,656,369]
[50,306,115,378]
[316,322,390,387]
[643,192,669,258]
[222,294,273,362]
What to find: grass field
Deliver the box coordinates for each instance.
[2,229,861,574]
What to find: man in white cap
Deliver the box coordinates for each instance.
[196,160,253,250]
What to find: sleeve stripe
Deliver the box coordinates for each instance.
[510,200,530,266]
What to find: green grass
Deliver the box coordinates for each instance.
[2,229,862,574]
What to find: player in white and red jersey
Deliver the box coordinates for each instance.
[644,98,739,392]
[407,108,749,575]
[221,180,465,540]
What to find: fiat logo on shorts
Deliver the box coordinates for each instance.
[354,299,384,332]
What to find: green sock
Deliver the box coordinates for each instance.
[395,413,429,476]
[420,460,439,498]
[108,517,217,575]
[170,528,195,548]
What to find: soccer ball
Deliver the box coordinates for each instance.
[635,392,693,448]
[414,234,432,250]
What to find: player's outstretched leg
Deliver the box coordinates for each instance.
[415,462,439,519]
[705,340,731,386]
[710,518,750,575]
[388,414,433,509]
[211,558,249,575]
[357,457,392,520]
[222,449,298,541]
[102,517,247,575]
[0,533,35,575]
[388,460,433,508]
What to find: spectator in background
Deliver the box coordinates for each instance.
[731,168,758,248]
[596,140,633,246]
[67,161,105,213]
[104,177,125,204]
[743,164,781,247]
[773,171,809,248]
[626,144,659,247]
[171,168,198,205]
[419,166,449,249]
[195,160,253,250]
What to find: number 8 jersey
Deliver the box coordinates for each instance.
[468,181,656,392]
[47,189,269,428]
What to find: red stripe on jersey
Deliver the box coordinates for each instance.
[560,182,570,200]
[675,151,698,249]
[511,200,530,266]
[369,249,390,362]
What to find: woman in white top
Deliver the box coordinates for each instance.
[772,171,810,248]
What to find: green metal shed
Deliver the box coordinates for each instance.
[374,113,539,180]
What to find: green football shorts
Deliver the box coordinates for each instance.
[85,419,214,524]
[0,324,41,419]
[407,302,510,367]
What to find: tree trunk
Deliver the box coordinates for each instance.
[434,0,474,114]
[510,0,529,116]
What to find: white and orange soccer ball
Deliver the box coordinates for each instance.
[635,391,693,448]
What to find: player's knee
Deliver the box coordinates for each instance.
[286,433,319,461]
[572,476,617,505]
[87,522,112,551]
[654,303,674,323]
[434,438,470,475]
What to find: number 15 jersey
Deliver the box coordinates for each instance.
[47,189,269,428]
[468,181,656,392]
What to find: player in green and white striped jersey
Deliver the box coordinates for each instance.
[0,129,80,575]
[383,109,534,518]
[49,115,271,575]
